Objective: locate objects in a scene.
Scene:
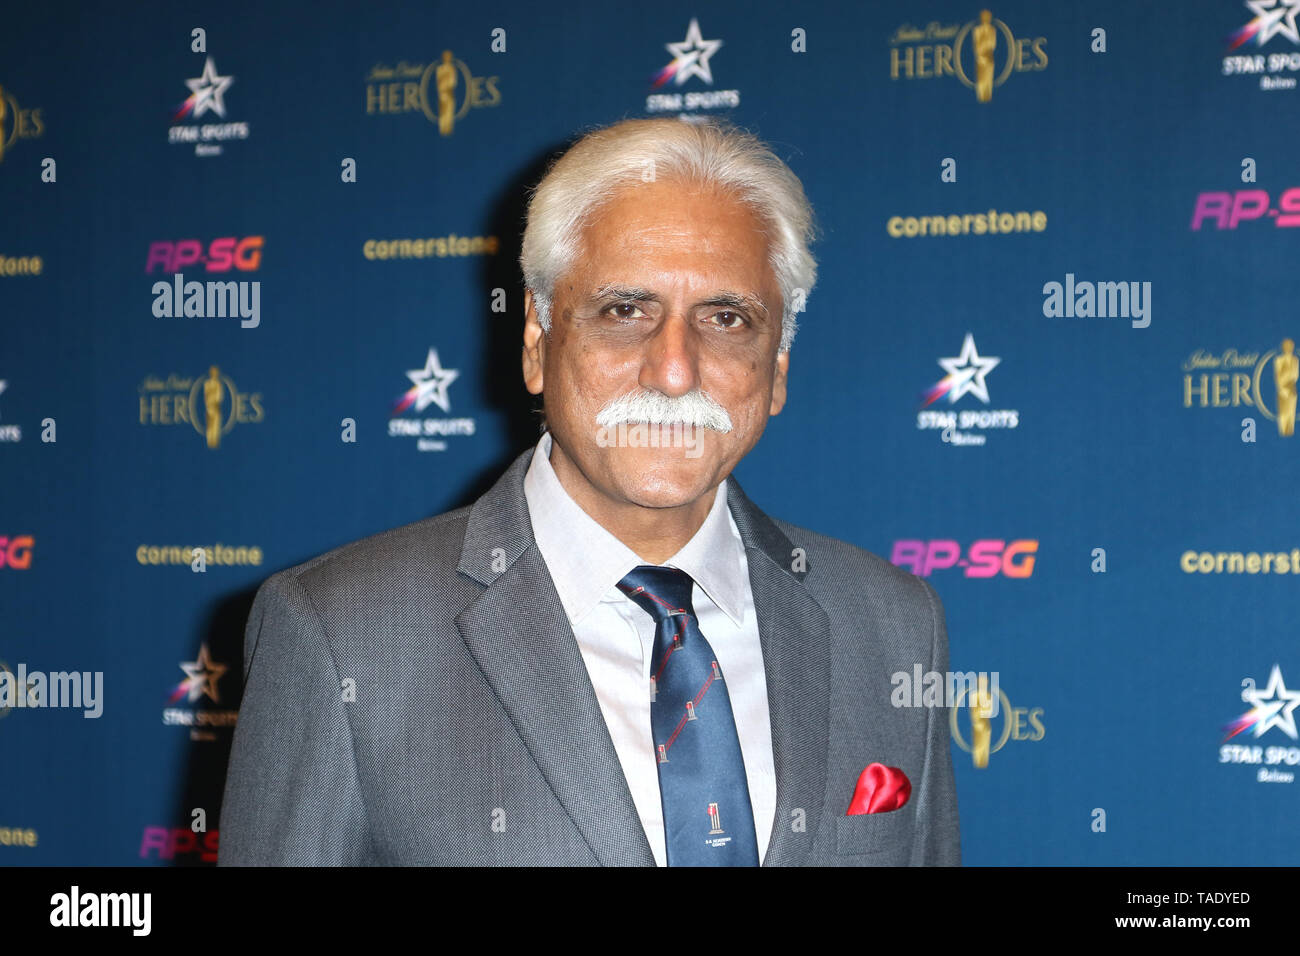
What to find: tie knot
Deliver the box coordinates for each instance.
[617,565,696,623]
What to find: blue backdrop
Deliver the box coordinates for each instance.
[2,0,1297,865]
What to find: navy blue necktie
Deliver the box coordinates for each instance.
[617,565,760,866]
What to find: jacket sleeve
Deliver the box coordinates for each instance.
[217,570,372,865]
[909,577,962,866]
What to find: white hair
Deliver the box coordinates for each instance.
[520,117,817,352]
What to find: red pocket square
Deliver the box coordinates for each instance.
[846,763,912,814]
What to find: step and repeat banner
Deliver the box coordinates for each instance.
[2,0,1297,866]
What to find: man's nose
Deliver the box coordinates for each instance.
[638,312,701,397]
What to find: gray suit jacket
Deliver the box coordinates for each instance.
[217,445,960,865]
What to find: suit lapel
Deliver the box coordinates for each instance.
[453,446,831,867]
[455,449,654,866]
[726,477,832,867]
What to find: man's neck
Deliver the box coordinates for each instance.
[547,442,716,565]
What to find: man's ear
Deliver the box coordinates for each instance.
[769,348,789,416]
[522,289,545,396]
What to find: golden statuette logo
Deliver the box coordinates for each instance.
[1275,338,1297,437]
[435,50,457,135]
[970,673,994,768]
[949,679,1045,767]
[973,10,995,102]
[203,366,223,449]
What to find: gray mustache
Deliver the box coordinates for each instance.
[594,388,733,432]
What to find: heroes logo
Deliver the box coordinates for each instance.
[145,236,263,274]
[890,539,1038,578]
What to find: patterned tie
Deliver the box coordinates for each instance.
[617,565,759,866]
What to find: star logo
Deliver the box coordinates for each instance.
[1247,0,1300,44]
[1225,665,1300,741]
[931,333,1000,405]
[395,348,459,415]
[171,643,228,705]
[183,56,235,120]
[654,18,723,87]
[1229,0,1300,48]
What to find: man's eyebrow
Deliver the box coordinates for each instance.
[591,284,658,302]
[699,291,771,317]
[592,285,771,316]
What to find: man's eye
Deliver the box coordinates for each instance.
[710,311,746,329]
[605,302,646,319]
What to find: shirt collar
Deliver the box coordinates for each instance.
[523,430,748,628]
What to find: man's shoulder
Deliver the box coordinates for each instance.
[767,514,940,620]
[258,503,476,609]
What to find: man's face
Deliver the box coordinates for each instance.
[522,177,789,511]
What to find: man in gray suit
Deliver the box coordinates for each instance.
[218,117,960,866]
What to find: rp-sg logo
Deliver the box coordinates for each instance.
[145,236,263,273]
[0,535,34,569]
[1191,189,1300,229]
[890,539,1038,578]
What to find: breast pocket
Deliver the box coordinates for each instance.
[835,806,914,862]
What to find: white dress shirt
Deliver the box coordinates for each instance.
[522,430,776,866]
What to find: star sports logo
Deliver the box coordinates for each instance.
[1228,0,1300,48]
[394,348,459,415]
[652,18,722,87]
[915,334,1019,446]
[168,642,227,704]
[922,333,1000,406]
[168,55,250,155]
[1222,665,1300,742]
[163,642,238,741]
[388,347,476,452]
[173,56,234,121]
